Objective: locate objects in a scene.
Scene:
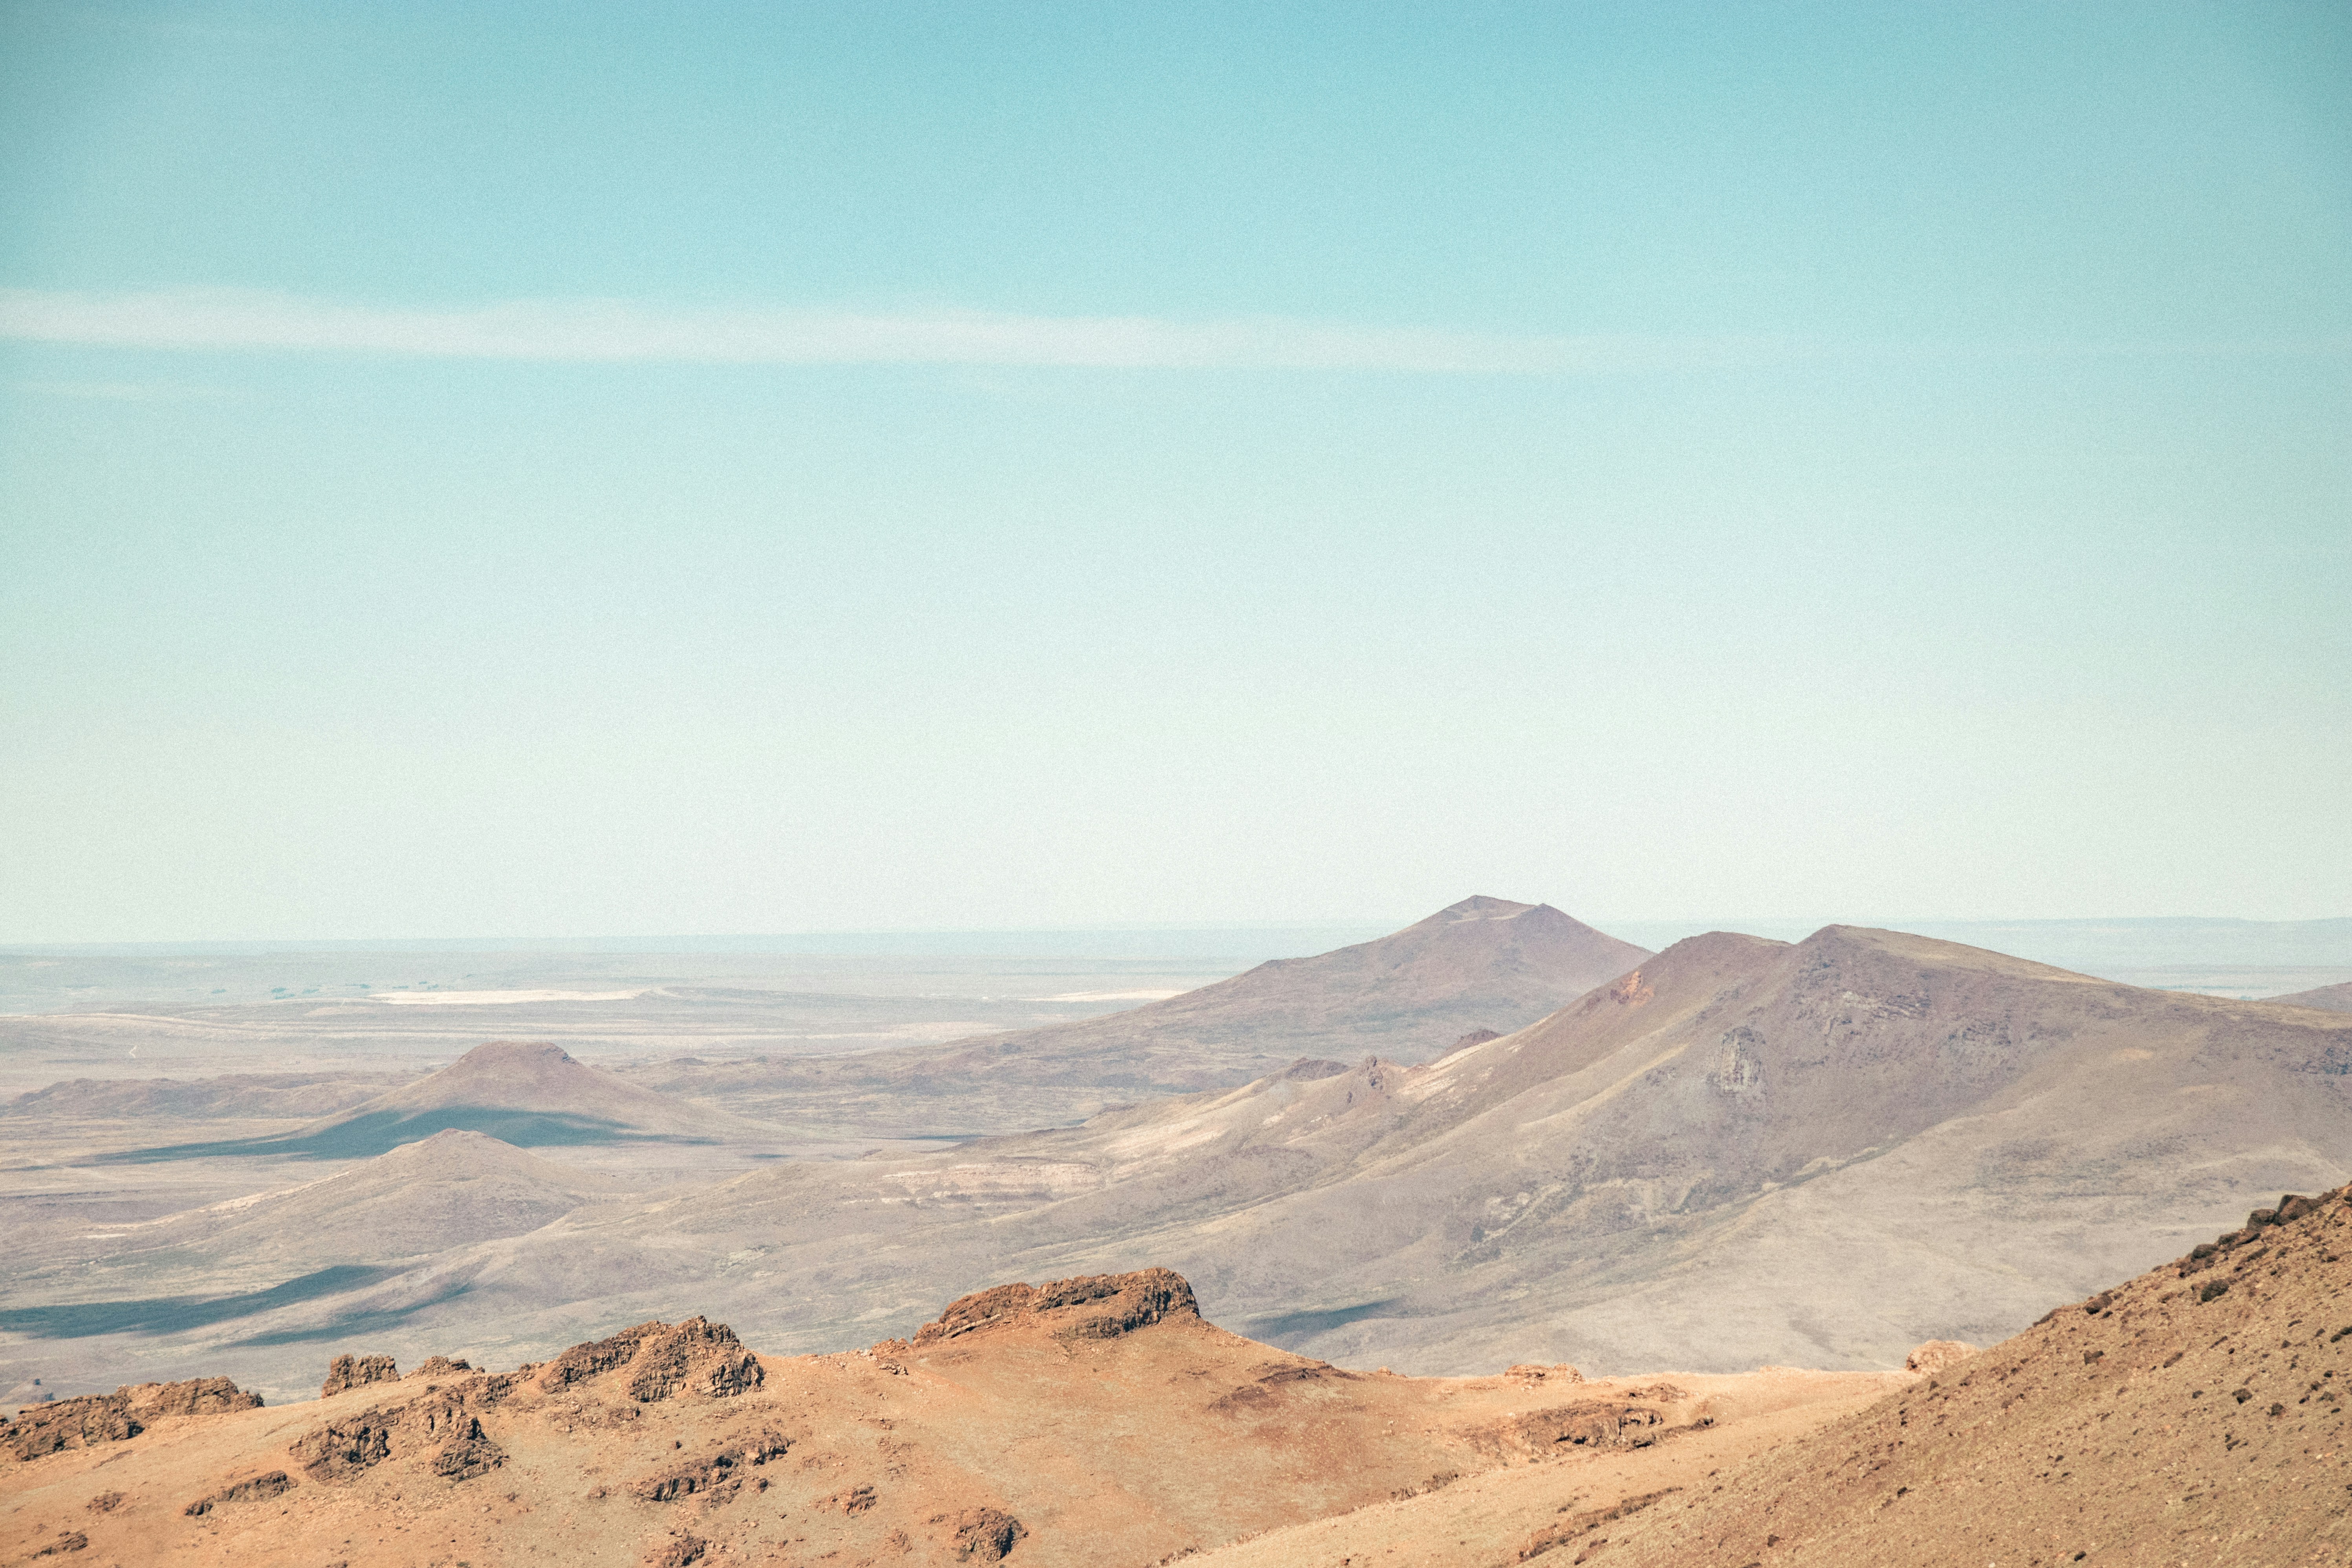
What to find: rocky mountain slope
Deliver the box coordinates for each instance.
[0,1269,1901,1568]
[1189,1184,2352,1566]
[629,896,1651,1135]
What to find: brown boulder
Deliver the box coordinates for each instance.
[1905,1340,1978,1376]
[942,1506,1026,1562]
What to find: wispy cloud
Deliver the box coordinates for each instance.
[0,287,1772,374]
[18,379,238,402]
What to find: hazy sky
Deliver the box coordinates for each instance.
[2,2,2347,942]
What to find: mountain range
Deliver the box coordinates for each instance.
[15,913,2345,1402]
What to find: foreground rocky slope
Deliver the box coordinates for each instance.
[1184,1184,2352,1566]
[1596,1183,2352,1566]
[0,1269,1900,1568]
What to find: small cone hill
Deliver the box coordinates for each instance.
[105,1042,775,1162]
[8,1191,2347,1566]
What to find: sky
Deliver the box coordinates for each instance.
[1,1,2347,942]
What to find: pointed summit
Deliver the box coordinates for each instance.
[879,897,1654,1106]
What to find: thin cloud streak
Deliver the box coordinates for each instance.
[0,288,1772,374]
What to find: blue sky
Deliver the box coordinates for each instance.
[1,1,2347,940]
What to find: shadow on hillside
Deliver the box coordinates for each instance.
[0,1265,398,1339]
[90,1106,718,1164]
[1247,1298,1405,1344]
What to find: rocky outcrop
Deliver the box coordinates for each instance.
[943,1506,1026,1562]
[4,1396,139,1462]
[182,1471,293,1515]
[537,1317,763,1401]
[126,1378,263,1420]
[320,1354,399,1398]
[631,1431,789,1503]
[1903,1340,1978,1374]
[903,1268,1200,1350]
[2175,1191,2341,1278]
[4,1377,263,1462]
[1491,1399,1672,1458]
[290,1383,507,1484]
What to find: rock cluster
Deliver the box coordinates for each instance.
[2176,1190,2332,1279]
[2,1378,262,1462]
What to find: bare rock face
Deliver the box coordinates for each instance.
[289,1383,512,1485]
[320,1354,399,1398]
[536,1317,764,1402]
[903,1268,1201,1349]
[5,1377,264,1462]
[1504,1363,1584,1387]
[125,1378,263,1420]
[1904,1340,1979,1375]
[4,1395,139,1462]
[409,1356,473,1379]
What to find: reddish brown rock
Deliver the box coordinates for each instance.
[320,1354,399,1398]
[183,1470,293,1515]
[911,1268,1200,1349]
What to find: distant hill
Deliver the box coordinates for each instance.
[0,1072,414,1123]
[2,1131,618,1343]
[637,896,1653,1134]
[2272,978,2352,1013]
[98,1042,774,1162]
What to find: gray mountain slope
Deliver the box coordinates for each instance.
[70,924,2348,1398]
[632,895,1652,1135]
[2271,979,2352,1013]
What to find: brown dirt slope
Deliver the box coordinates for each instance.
[0,1269,1894,1568]
[1598,1184,2352,1567]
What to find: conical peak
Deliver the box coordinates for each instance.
[1427,896,1541,923]
[447,1041,577,1072]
